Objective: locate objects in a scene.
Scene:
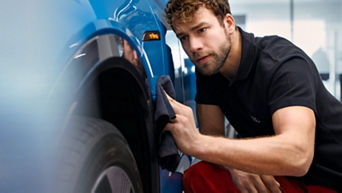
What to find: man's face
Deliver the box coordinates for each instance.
[174,7,231,76]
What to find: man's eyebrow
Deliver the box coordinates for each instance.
[190,22,209,31]
[175,22,209,38]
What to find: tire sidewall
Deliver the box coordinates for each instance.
[56,117,143,193]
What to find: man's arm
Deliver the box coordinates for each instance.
[165,95,315,176]
[196,103,282,192]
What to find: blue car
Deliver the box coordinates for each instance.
[0,0,195,192]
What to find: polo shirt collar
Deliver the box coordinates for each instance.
[228,27,257,86]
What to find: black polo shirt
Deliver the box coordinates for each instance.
[195,27,342,190]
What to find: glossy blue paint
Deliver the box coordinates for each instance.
[52,0,173,98]
[1,0,194,192]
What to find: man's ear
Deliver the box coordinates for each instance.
[224,14,236,33]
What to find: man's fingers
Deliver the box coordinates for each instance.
[251,176,269,193]
[231,169,281,193]
[163,122,173,132]
[164,91,174,102]
[164,90,184,113]
[261,175,281,193]
[164,119,179,133]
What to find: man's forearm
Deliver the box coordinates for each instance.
[192,133,312,176]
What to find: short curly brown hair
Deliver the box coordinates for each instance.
[165,0,231,29]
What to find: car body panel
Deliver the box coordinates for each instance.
[0,0,194,192]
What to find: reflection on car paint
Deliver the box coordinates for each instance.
[120,38,146,77]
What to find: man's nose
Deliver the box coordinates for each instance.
[189,36,203,53]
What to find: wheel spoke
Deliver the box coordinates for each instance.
[92,166,135,193]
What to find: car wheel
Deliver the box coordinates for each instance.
[55,116,143,193]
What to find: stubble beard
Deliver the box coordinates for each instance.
[193,32,231,76]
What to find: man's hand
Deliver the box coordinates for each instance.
[229,168,281,193]
[164,93,200,155]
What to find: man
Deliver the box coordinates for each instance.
[164,0,342,192]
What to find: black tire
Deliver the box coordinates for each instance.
[55,116,143,193]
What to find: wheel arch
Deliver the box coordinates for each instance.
[49,31,160,193]
[54,19,155,90]
[74,57,159,193]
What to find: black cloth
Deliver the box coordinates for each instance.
[195,27,342,190]
[154,75,180,172]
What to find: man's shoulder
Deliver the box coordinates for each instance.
[240,29,306,68]
[260,35,310,59]
[256,35,298,55]
[239,28,292,51]
[254,35,309,68]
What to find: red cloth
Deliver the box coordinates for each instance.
[183,161,337,193]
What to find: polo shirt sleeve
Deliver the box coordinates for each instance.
[195,72,224,105]
[267,57,317,115]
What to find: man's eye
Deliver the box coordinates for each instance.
[198,27,207,33]
[180,36,188,41]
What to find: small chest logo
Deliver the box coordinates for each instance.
[250,115,261,124]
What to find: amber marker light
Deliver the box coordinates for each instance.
[143,31,161,41]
